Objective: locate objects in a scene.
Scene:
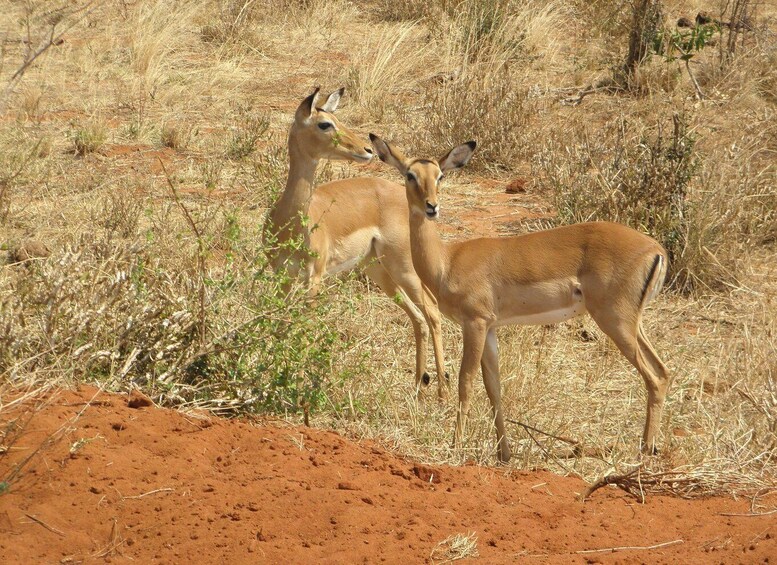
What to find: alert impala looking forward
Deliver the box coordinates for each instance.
[370,133,671,463]
[264,89,448,398]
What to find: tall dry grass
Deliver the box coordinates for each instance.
[0,0,775,496]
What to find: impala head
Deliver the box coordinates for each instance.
[369,133,476,220]
[291,87,373,163]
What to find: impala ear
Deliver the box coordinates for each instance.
[295,87,320,122]
[439,141,476,172]
[320,87,343,113]
[369,133,407,174]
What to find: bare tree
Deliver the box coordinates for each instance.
[622,0,664,87]
[0,2,100,113]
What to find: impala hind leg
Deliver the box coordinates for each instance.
[481,328,510,463]
[365,264,430,395]
[589,309,669,454]
[636,325,670,453]
[454,319,488,452]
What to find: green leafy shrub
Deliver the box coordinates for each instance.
[0,217,356,418]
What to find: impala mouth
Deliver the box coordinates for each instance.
[352,149,374,163]
[425,203,439,219]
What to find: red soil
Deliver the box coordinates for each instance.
[0,386,773,564]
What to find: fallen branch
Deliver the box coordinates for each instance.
[558,77,622,106]
[581,467,645,502]
[581,464,776,502]
[24,513,65,536]
[62,400,113,407]
[719,509,777,517]
[575,539,683,554]
[121,487,174,500]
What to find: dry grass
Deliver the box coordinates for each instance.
[0,0,775,497]
[344,22,430,121]
[430,531,479,563]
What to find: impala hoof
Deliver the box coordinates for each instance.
[640,440,660,456]
[422,372,431,386]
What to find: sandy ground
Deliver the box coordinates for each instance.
[0,386,774,564]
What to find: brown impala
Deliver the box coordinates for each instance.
[370,133,671,463]
[264,89,447,398]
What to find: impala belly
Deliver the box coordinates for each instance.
[325,227,378,275]
[494,279,586,327]
[495,304,585,326]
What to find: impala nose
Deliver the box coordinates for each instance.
[425,202,439,219]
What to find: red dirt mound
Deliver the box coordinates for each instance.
[0,386,773,564]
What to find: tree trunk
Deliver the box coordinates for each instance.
[623,0,664,88]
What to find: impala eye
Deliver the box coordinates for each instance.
[406,172,415,182]
[318,122,333,131]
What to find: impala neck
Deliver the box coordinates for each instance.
[408,211,448,297]
[269,131,318,238]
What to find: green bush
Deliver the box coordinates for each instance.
[0,214,357,418]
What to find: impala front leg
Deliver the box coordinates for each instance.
[420,286,448,402]
[454,319,488,453]
[306,250,328,297]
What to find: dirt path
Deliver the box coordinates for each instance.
[0,387,773,564]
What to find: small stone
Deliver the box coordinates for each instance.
[677,16,693,28]
[505,178,528,194]
[127,390,153,409]
[7,240,50,264]
[337,481,359,491]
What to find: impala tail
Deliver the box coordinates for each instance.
[641,252,669,309]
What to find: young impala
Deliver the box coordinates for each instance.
[370,133,671,463]
[264,88,447,398]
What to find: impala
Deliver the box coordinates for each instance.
[264,88,447,398]
[370,133,671,463]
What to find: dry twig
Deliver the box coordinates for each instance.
[24,513,65,536]
[582,464,777,502]
[121,487,174,500]
[0,2,102,111]
[159,158,207,347]
[719,509,777,517]
[93,518,124,558]
[575,539,683,554]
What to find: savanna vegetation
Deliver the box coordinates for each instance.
[1,0,775,497]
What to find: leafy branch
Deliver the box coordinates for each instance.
[653,23,719,100]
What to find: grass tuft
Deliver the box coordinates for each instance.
[431,531,479,563]
[72,122,107,156]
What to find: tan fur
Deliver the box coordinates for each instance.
[371,134,671,463]
[264,90,447,398]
